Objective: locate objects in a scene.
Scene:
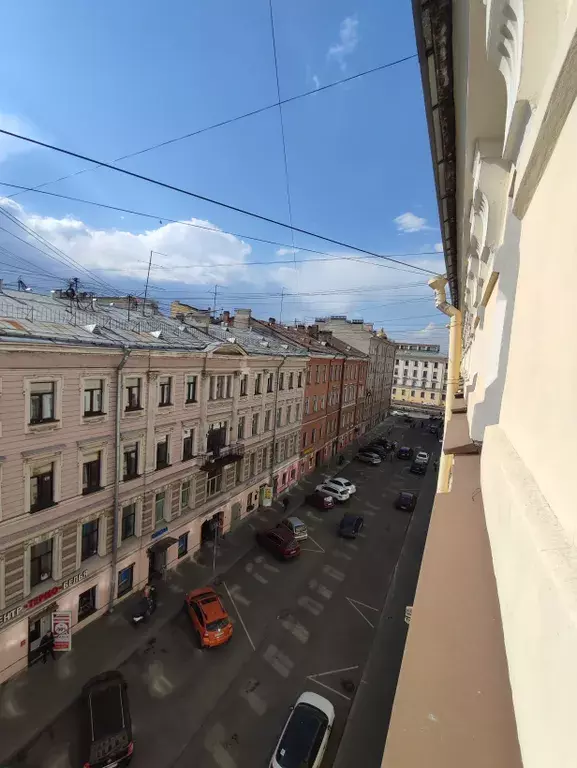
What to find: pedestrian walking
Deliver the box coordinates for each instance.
[282,496,290,513]
[40,630,55,664]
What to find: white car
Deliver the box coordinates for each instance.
[316,482,350,502]
[270,691,335,768]
[330,477,357,495]
[357,452,381,465]
[415,451,430,464]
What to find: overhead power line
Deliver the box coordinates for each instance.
[0,128,438,276]
[6,54,417,204]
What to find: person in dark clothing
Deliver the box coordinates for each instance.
[282,497,290,513]
[40,630,55,664]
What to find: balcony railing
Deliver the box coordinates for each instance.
[200,441,245,471]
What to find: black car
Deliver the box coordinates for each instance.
[338,513,364,538]
[82,671,133,767]
[366,444,387,457]
[305,490,335,510]
[395,491,417,512]
[410,460,427,475]
[397,446,414,460]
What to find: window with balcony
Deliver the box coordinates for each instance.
[264,410,271,431]
[240,374,248,396]
[183,428,194,461]
[30,463,55,512]
[181,479,191,509]
[267,373,274,393]
[155,491,166,525]
[158,376,172,407]
[121,503,136,541]
[125,377,142,411]
[186,375,198,403]
[123,443,139,480]
[82,452,102,495]
[252,412,259,436]
[156,435,170,470]
[206,471,222,498]
[30,382,55,424]
[30,539,53,587]
[276,408,282,427]
[81,520,99,561]
[83,379,104,416]
[288,372,294,390]
[254,373,262,395]
[237,416,245,440]
[278,372,285,391]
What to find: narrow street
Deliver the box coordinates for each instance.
[9,419,439,768]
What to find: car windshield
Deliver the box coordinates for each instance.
[400,493,413,502]
[276,703,328,768]
[206,617,229,632]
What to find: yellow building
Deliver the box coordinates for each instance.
[391,342,447,410]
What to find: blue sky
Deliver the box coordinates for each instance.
[0,0,447,346]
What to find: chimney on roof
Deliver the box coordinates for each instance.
[268,317,276,325]
[363,322,374,332]
[318,330,333,343]
[307,324,319,339]
[222,310,231,325]
[296,324,306,332]
[234,308,251,330]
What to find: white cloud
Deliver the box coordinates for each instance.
[394,212,428,233]
[312,74,321,91]
[327,16,359,71]
[0,113,37,163]
[276,247,300,257]
[434,242,444,252]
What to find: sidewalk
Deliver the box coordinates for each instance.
[0,418,394,765]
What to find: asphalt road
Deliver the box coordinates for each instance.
[10,419,439,768]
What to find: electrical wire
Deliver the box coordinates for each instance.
[0,128,439,276]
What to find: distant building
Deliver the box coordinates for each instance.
[391,342,447,410]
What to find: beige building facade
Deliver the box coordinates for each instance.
[391,342,447,410]
[383,2,577,767]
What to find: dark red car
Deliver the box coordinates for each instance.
[304,490,335,510]
[256,527,300,560]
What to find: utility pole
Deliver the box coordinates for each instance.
[212,284,218,320]
[279,287,285,325]
[143,250,153,316]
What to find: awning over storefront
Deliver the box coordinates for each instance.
[148,537,178,554]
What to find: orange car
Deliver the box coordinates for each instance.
[185,586,233,648]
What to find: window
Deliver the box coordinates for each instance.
[302,431,308,448]
[320,396,325,410]
[156,435,170,469]
[237,416,245,440]
[276,408,282,427]
[297,372,302,388]
[240,374,248,396]
[236,460,243,484]
[312,428,316,443]
[401,389,406,395]
[288,372,294,390]
[185,375,198,403]
[123,443,139,480]
[392,388,397,394]
[286,405,292,423]
[249,453,256,477]
[30,463,54,512]
[306,368,311,384]
[178,532,189,559]
[315,366,320,383]
[295,403,300,421]
[420,391,425,398]
[278,372,285,391]
[264,410,271,431]
[252,412,259,436]
[78,586,97,622]
[213,375,233,400]
[30,539,53,587]
[117,564,134,598]
[304,398,310,416]
[82,452,102,495]
[322,366,326,383]
[433,372,438,379]
[255,373,262,395]
[155,491,166,525]
[121,503,136,541]
[181,479,191,509]
[312,396,318,412]
[183,428,194,461]
[411,390,415,396]
[125,377,142,411]
[441,394,446,401]
[158,376,172,406]
[30,382,55,423]
[267,373,274,393]
[430,393,435,400]
[81,520,99,561]
[434,362,439,369]
[207,471,222,498]
[424,361,429,368]
[83,379,104,416]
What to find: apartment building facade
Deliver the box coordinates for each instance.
[0,292,306,684]
[383,2,577,767]
[391,342,447,410]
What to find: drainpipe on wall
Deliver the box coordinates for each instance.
[269,355,288,493]
[107,347,132,612]
[429,276,462,493]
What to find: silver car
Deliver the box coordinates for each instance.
[278,516,308,540]
[357,452,381,465]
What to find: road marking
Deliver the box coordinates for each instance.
[323,564,345,582]
[365,501,379,510]
[348,597,380,611]
[279,613,309,643]
[300,534,325,554]
[364,510,376,517]
[332,549,352,561]
[240,679,268,716]
[345,597,378,628]
[344,541,359,551]
[254,556,280,573]
[306,666,360,702]
[308,580,333,600]
[306,510,323,522]
[357,532,366,539]
[224,581,255,651]
[263,644,294,677]
[205,723,236,768]
[245,562,268,584]
[228,584,251,607]
[298,595,324,616]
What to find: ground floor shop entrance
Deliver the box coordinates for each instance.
[201,511,223,545]
[28,607,54,665]
[148,537,178,581]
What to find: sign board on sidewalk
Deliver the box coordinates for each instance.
[404,606,413,625]
[262,486,273,507]
[52,610,72,652]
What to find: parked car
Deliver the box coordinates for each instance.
[410,460,427,475]
[395,491,417,512]
[185,586,233,648]
[305,490,335,510]
[397,446,414,460]
[278,516,308,541]
[415,451,430,464]
[357,451,381,465]
[365,444,387,457]
[81,671,134,768]
[316,482,350,502]
[257,527,301,559]
[330,477,356,495]
[338,514,365,538]
[270,691,335,768]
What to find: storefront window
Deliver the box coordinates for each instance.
[78,586,97,622]
[117,564,134,598]
[178,532,189,559]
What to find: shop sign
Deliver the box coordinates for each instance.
[301,447,314,457]
[26,585,61,610]
[262,486,273,507]
[52,610,72,652]
[0,606,23,626]
[151,526,168,540]
[62,569,89,590]
[0,570,90,628]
